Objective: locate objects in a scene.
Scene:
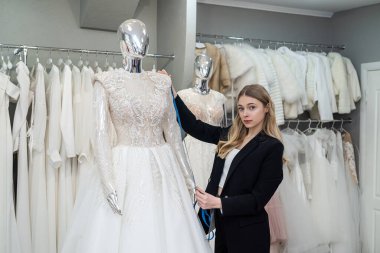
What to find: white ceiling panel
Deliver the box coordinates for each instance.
[198,0,380,17]
[80,0,140,31]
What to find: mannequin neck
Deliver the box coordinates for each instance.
[123,57,143,73]
[193,77,210,95]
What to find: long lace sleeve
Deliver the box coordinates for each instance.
[93,81,116,196]
[163,87,196,197]
[47,66,62,168]
[31,63,47,152]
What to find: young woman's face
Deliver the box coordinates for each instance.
[237,95,268,130]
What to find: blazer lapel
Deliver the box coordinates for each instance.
[223,133,263,188]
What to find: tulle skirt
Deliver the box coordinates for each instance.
[184,135,216,190]
[279,166,329,253]
[265,190,287,244]
[61,143,211,253]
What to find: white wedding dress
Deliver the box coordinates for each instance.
[61,69,211,253]
[178,88,226,190]
[0,72,22,253]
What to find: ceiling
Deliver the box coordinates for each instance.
[197,0,380,17]
[80,0,140,31]
[80,0,380,30]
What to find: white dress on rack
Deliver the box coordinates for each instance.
[307,129,341,245]
[330,131,357,253]
[278,166,328,253]
[45,64,62,253]
[279,128,330,253]
[58,64,75,251]
[13,62,32,253]
[282,132,308,202]
[71,65,81,201]
[178,88,226,190]
[61,69,211,253]
[29,62,49,253]
[0,72,22,253]
[341,132,360,252]
[72,66,95,194]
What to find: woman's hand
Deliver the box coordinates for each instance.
[195,187,222,210]
[158,69,177,97]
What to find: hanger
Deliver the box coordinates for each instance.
[57,49,64,68]
[3,47,13,75]
[93,52,101,72]
[112,54,117,69]
[339,118,349,134]
[77,52,84,69]
[151,55,157,72]
[295,119,304,135]
[195,35,205,49]
[65,50,73,69]
[0,46,6,73]
[285,120,291,130]
[282,120,295,135]
[46,49,53,66]
[93,60,99,69]
[35,48,40,65]
[6,55,12,70]
[6,47,13,71]
[104,53,110,70]
[303,119,317,135]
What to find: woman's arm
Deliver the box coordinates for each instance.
[220,142,284,216]
[174,94,226,145]
[160,68,227,144]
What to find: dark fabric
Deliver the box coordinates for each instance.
[176,95,284,253]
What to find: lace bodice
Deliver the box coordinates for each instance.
[177,88,226,126]
[92,69,195,194]
[95,70,173,146]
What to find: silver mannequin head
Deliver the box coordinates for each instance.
[117,19,149,73]
[193,54,213,95]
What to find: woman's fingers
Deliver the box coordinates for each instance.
[196,193,210,208]
[195,190,207,199]
[195,187,206,194]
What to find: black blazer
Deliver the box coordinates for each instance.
[175,95,284,252]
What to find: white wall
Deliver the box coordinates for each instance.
[331,3,380,170]
[0,0,158,67]
[197,3,334,44]
[157,0,196,90]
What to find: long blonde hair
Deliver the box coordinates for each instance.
[217,84,283,159]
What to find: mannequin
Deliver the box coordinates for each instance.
[61,19,211,253]
[117,19,148,73]
[177,54,225,250]
[193,54,213,95]
[178,54,226,190]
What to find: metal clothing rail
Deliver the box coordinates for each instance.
[284,118,352,123]
[283,118,352,129]
[196,33,346,51]
[0,43,175,63]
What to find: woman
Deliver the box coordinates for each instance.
[173,83,284,253]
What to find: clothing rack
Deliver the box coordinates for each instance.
[284,118,352,124]
[196,33,346,51]
[284,118,352,129]
[0,43,175,63]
